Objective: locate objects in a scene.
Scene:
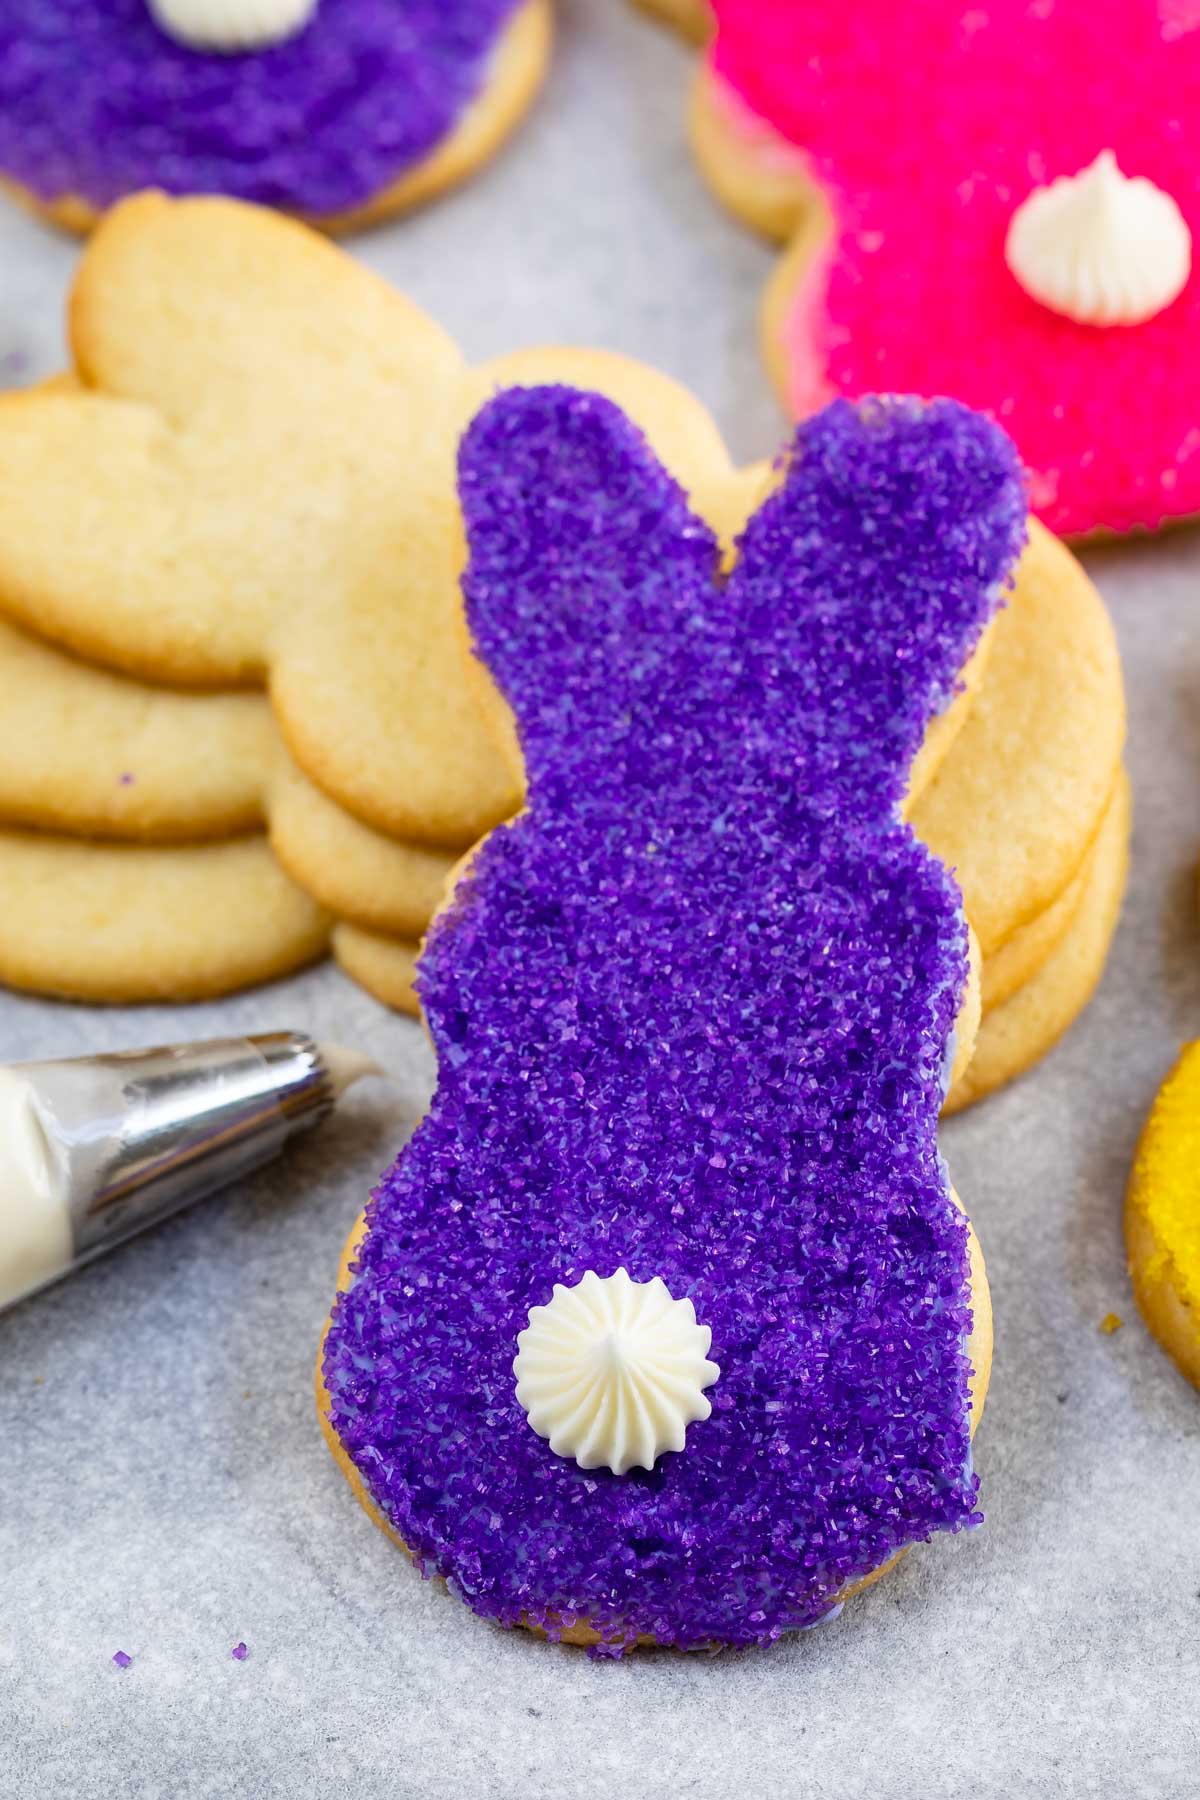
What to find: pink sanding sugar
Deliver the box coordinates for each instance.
[710,0,1200,538]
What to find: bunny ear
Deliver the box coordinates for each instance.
[74,194,461,415]
[457,385,721,793]
[725,396,1027,818]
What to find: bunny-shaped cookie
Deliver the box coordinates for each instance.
[687,0,1200,538]
[0,195,758,851]
[320,388,1023,1652]
[0,0,550,233]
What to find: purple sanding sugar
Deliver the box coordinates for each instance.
[323,390,1027,1653]
[111,1650,132,1669]
[231,1641,248,1661]
[0,348,30,385]
[0,0,520,215]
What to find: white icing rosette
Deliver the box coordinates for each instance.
[1005,150,1191,327]
[148,0,318,52]
[514,1267,720,1475]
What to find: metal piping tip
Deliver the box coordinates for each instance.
[0,1032,380,1313]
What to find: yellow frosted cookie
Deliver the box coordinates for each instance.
[0,0,552,238]
[0,830,329,1002]
[1126,1042,1200,1389]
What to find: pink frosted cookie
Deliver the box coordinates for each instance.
[689,1,1200,538]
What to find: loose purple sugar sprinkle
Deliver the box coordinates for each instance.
[111,1650,132,1669]
[0,348,30,386]
[0,0,521,215]
[231,1642,248,1662]
[118,772,135,787]
[324,389,1026,1654]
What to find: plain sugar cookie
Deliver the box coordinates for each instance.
[267,761,454,941]
[330,925,421,1019]
[0,615,274,843]
[0,611,457,932]
[0,199,757,850]
[944,772,1130,1114]
[910,522,1124,959]
[979,804,1100,1014]
[0,830,329,1002]
[0,198,991,856]
[632,0,710,43]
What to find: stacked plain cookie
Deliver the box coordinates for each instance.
[0,194,1126,1108]
[0,195,754,1014]
[0,610,443,1009]
[909,526,1128,1113]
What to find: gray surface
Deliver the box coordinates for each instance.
[0,4,1198,1795]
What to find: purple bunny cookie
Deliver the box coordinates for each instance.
[320,388,1024,1654]
[0,0,550,234]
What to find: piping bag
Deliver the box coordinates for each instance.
[0,1033,381,1313]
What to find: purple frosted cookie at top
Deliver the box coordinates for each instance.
[321,389,1026,1653]
[0,0,547,229]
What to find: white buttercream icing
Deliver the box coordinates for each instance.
[316,1043,384,1100]
[0,1069,72,1311]
[148,0,318,53]
[1005,150,1191,327]
[513,1267,720,1475]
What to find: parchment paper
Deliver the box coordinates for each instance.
[1,5,1197,1794]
